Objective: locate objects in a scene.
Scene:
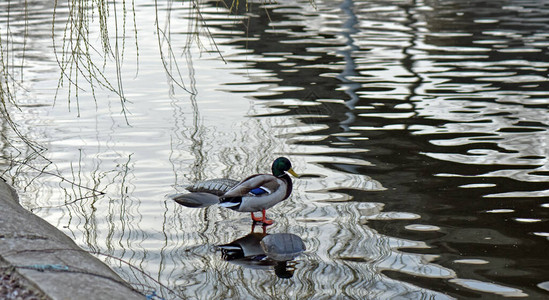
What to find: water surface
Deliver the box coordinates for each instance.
[1,0,549,298]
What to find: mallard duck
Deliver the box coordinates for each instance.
[171,157,299,225]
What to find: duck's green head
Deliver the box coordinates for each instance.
[272,157,299,178]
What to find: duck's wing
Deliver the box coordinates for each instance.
[222,174,281,198]
[185,178,239,196]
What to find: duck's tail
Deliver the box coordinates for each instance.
[169,192,220,208]
[170,178,240,208]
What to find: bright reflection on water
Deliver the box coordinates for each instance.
[1,0,549,298]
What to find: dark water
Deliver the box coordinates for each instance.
[1,0,549,299]
[205,0,549,298]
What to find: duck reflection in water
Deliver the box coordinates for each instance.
[216,225,306,278]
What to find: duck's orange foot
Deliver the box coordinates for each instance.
[251,210,274,225]
[251,212,263,222]
[261,218,274,225]
[252,219,274,226]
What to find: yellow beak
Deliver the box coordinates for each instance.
[287,168,300,178]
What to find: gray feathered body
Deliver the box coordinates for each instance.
[170,175,292,213]
[219,174,292,212]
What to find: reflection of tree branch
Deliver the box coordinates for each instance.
[0,109,47,160]
[51,0,134,119]
[0,156,105,197]
[153,0,226,98]
[0,19,47,158]
[191,0,226,64]
[155,21,193,94]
